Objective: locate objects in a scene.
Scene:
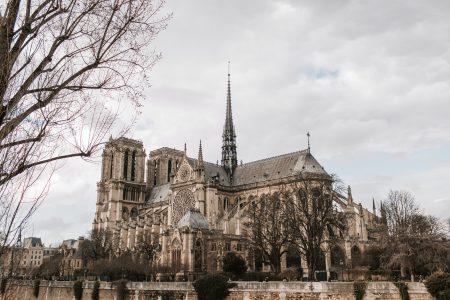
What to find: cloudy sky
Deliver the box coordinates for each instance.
[30,0,450,245]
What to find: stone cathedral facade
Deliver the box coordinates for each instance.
[92,73,380,279]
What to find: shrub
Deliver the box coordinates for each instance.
[280,267,300,281]
[223,252,247,279]
[353,281,367,300]
[73,280,83,300]
[91,281,100,300]
[438,289,450,300]
[243,272,282,282]
[394,282,409,300]
[193,274,236,300]
[425,272,450,298]
[33,279,40,298]
[115,280,128,300]
[0,278,7,295]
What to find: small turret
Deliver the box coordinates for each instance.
[197,140,204,170]
[372,198,376,216]
[347,185,353,204]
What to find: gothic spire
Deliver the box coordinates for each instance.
[221,63,238,176]
[197,140,204,169]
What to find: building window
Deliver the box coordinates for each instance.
[131,150,136,181]
[211,243,216,251]
[123,149,129,180]
[237,243,242,252]
[154,161,158,185]
[167,160,172,183]
[110,153,114,179]
[225,242,231,251]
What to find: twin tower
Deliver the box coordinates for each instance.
[94,72,239,230]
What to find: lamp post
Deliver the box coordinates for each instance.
[339,260,344,281]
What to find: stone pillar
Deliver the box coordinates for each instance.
[147,158,155,189]
[182,231,191,271]
[301,254,308,280]
[325,250,331,281]
[120,226,128,250]
[128,225,136,249]
[160,233,167,265]
[196,186,206,215]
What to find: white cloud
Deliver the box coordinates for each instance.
[31,0,450,243]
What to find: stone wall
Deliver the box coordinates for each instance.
[1,280,433,300]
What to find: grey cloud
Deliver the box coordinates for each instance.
[30,0,450,243]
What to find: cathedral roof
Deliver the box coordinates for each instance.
[177,208,209,230]
[231,150,329,186]
[148,183,171,203]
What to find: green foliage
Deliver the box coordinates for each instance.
[115,280,128,300]
[394,282,410,300]
[193,274,236,300]
[91,281,100,300]
[73,280,83,300]
[0,278,7,295]
[223,252,247,278]
[33,279,40,298]
[353,281,367,300]
[425,272,450,298]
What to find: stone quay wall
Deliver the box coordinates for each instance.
[2,280,433,300]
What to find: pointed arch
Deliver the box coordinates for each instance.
[131,150,136,181]
[167,159,172,183]
[123,149,129,180]
[110,152,114,179]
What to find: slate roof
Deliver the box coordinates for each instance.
[148,150,328,193]
[23,237,43,248]
[186,158,231,186]
[232,150,329,186]
[148,183,171,203]
[177,208,209,230]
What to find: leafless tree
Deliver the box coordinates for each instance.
[0,0,170,266]
[380,190,450,279]
[135,231,160,265]
[285,178,347,281]
[244,192,292,274]
[80,228,115,266]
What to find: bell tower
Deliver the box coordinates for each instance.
[93,137,146,231]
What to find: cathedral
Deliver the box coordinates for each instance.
[92,72,379,280]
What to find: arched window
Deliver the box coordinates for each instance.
[286,245,301,268]
[153,161,158,185]
[223,197,228,211]
[123,149,129,180]
[351,245,362,268]
[130,207,138,219]
[131,150,136,181]
[167,160,172,183]
[109,153,114,179]
[331,246,345,269]
[194,239,203,272]
[172,239,181,271]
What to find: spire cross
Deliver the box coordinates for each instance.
[307,132,311,152]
